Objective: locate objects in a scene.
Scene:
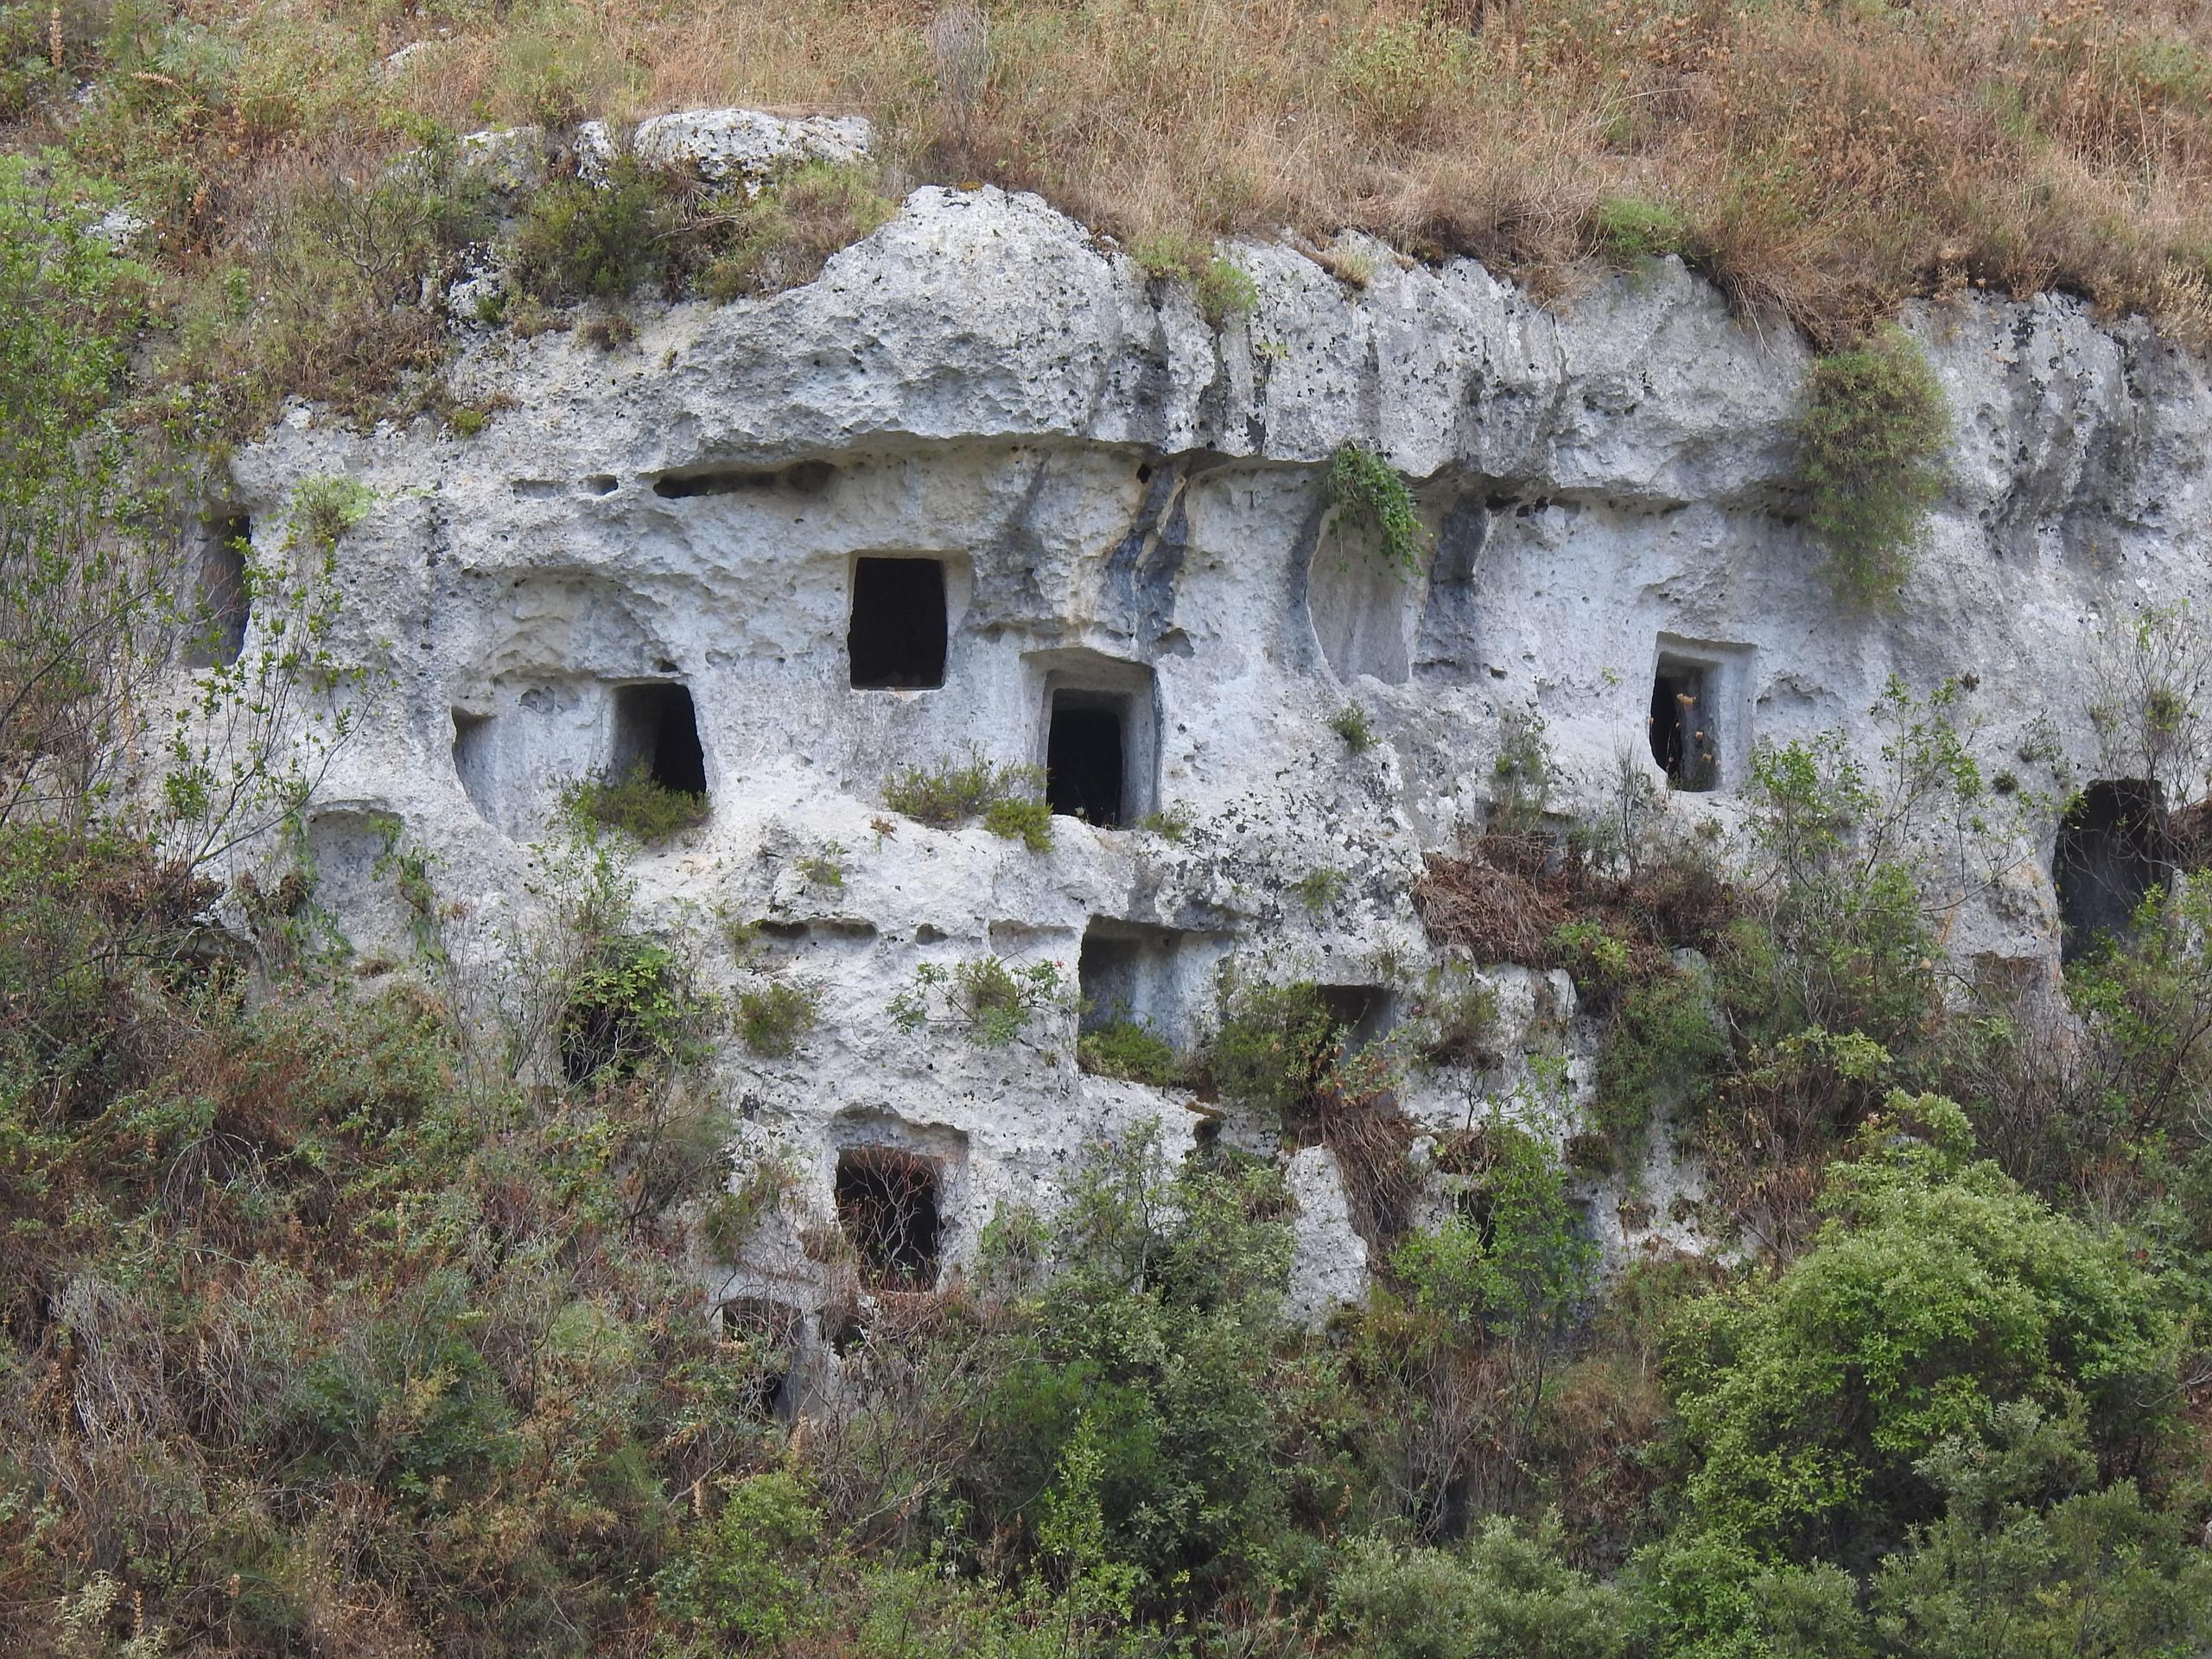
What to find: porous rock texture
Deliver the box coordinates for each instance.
[206,156,2212,1396]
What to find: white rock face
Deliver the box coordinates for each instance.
[577,108,874,190]
[198,173,2212,1363]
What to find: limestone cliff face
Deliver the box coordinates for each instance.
[211,174,2212,1370]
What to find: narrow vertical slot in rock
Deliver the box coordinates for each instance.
[1317,983,1395,1052]
[186,515,252,669]
[1649,655,1717,791]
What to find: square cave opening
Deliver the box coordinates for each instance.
[2054,779,2171,963]
[716,1297,804,1418]
[848,556,948,690]
[184,514,252,670]
[612,682,708,797]
[835,1147,944,1291]
[1038,657,1157,829]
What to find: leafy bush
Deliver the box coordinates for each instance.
[1406,963,1501,1066]
[1393,1123,1595,1339]
[558,931,698,1082]
[891,956,1067,1046]
[1294,866,1347,910]
[1548,917,1637,998]
[1592,967,1730,1160]
[982,793,1054,851]
[1329,1514,1630,1659]
[563,760,711,840]
[1129,235,1257,324]
[1665,1097,2179,1560]
[1798,326,1949,607]
[512,155,678,302]
[1202,976,1339,1121]
[1331,702,1376,751]
[1139,804,1194,841]
[736,979,823,1058]
[1871,1442,2212,1659]
[658,1471,826,1649]
[1327,442,1427,576]
[963,1132,1304,1608]
[1330,17,1477,142]
[700,159,894,299]
[885,752,1051,849]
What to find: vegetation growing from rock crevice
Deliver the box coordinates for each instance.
[884,752,1054,850]
[1797,326,1950,607]
[563,760,712,841]
[1327,442,1427,577]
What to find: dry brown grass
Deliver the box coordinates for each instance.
[28,1,2212,352]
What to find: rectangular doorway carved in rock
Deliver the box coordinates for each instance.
[612,682,708,796]
[2055,779,2171,962]
[835,1147,944,1290]
[1646,635,1755,793]
[1047,694,1128,825]
[849,556,948,689]
[1649,658,1718,791]
[184,515,252,669]
[1033,652,1157,829]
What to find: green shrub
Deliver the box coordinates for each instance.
[1798,326,1948,607]
[1593,195,1694,264]
[658,1471,825,1648]
[1327,442,1427,577]
[1129,235,1256,325]
[1408,963,1502,1066]
[558,931,696,1083]
[513,156,678,302]
[563,762,710,841]
[1331,17,1476,141]
[1328,1514,1630,1659]
[797,844,846,888]
[736,980,823,1058]
[885,753,1049,836]
[890,956,1067,1047]
[1871,1447,2212,1659]
[1331,702,1376,751]
[1548,918,1636,996]
[982,793,1055,851]
[700,159,894,299]
[1139,804,1194,841]
[1392,1123,1595,1338]
[1593,967,1730,1156]
[1077,1018,1186,1086]
[1665,1097,2179,1559]
[964,1131,1301,1607]
[289,474,376,550]
[1294,867,1347,911]
[1203,977,1339,1120]
[1197,255,1258,325]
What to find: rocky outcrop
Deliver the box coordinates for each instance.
[199,164,2212,1387]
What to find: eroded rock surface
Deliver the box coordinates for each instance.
[200,174,2212,1380]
